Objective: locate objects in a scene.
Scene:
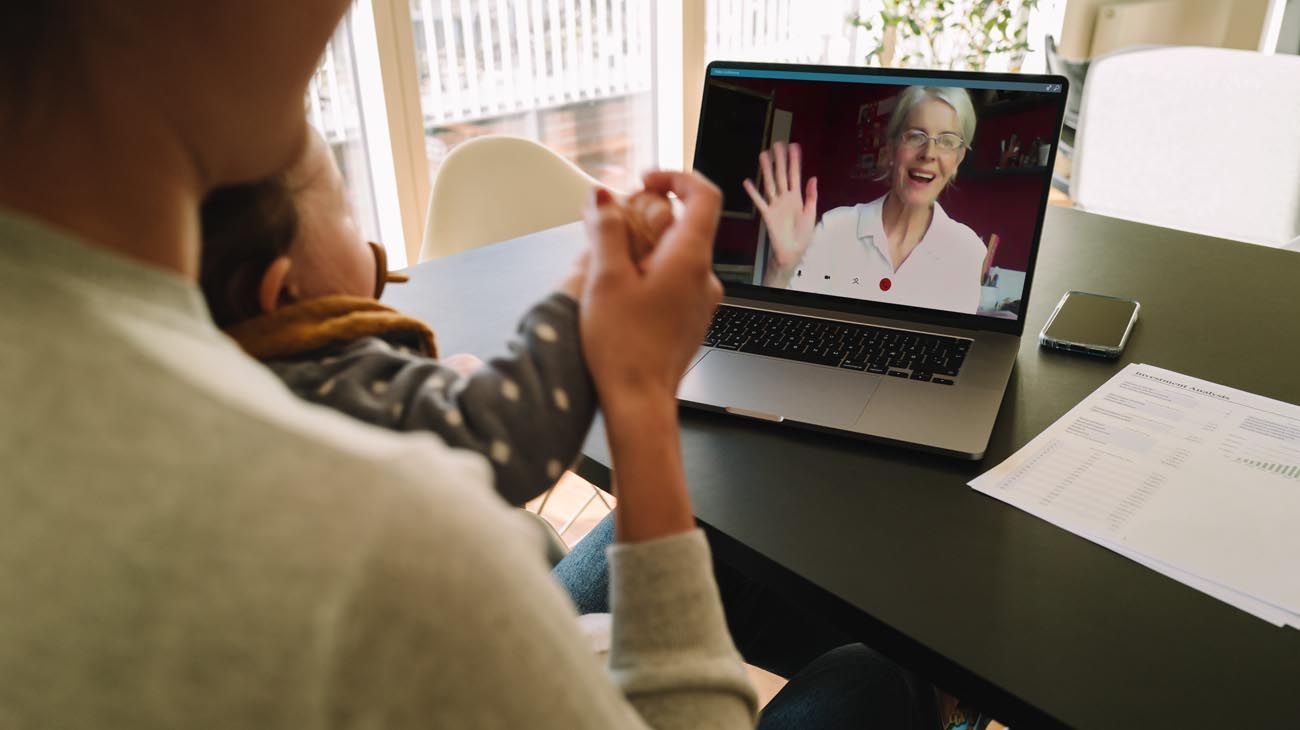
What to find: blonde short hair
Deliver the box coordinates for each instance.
[885,86,977,148]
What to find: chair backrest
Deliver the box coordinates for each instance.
[1043,35,1089,129]
[420,135,605,262]
[1071,47,1300,247]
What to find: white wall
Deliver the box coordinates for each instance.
[1059,0,1276,57]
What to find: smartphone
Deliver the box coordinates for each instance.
[1039,291,1140,358]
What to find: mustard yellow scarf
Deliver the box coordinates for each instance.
[224,295,438,360]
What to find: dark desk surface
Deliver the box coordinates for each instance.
[385,207,1300,729]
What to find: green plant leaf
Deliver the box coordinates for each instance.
[847,0,1037,71]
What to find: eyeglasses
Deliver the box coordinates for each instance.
[899,129,965,154]
[368,240,409,299]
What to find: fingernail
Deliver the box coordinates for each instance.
[594,188,612,206]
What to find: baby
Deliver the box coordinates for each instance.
[199,128,671,507]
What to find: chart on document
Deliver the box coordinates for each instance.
[971,363,1300,625]
[1220,417,1300,480]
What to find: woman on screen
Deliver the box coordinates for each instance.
[744,86,986,314]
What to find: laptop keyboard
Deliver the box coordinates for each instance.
[702,305,970,384]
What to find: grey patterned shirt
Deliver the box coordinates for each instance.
[263,293,595,506]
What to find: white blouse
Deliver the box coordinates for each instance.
[785,195,987,315]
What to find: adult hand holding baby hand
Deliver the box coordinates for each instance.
[580,172,722,405]
[579,171,724,543]
[558,187,673,299]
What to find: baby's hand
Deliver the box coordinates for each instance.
[442,352,483,377]
[622,190,674,264]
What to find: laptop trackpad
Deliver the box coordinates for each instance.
[678,350,879,427]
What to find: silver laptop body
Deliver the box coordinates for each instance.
[679,62,1069,459]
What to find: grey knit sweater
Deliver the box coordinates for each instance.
[0,210,757,729]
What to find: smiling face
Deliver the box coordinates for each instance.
[888,98,967,209]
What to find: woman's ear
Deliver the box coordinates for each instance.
[258,256,294,314]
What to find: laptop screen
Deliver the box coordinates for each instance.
[694,63,1067,326]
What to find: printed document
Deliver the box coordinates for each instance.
[971,364,1300,627]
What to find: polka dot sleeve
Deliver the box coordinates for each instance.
[266,292,596,507]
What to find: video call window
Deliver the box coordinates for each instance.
[695,68,1064,321]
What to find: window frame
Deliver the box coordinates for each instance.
[347,0,705,266]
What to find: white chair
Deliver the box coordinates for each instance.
[1071,47,1300,247]
[421,135,608,261]
[421,135,614,542]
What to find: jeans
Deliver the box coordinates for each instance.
[553,513,942,729]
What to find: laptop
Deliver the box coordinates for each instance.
[680,61,1069,459]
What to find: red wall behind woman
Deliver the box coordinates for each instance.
[706,77,1058,274]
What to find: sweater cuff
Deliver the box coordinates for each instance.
[606,529,739,663]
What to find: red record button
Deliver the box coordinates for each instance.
[879,277,892,291]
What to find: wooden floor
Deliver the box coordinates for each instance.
[524,471,615,550]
